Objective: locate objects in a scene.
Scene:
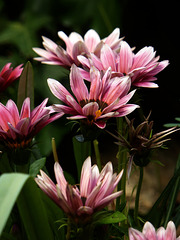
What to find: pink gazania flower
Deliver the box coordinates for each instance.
[129,221,180,240]
[78,41,169,88]
[47,64,139,129]
[33,28,121,68]
[0,97,63,149]
[35,156,123,221]
[0,63,23,93]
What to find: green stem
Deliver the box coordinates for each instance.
[134,167,144,225]
[93,139,101,170]
[116,118,127,211]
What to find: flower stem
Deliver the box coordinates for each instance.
[93,139,101,170]
[116,118,127,211]
[134,166,143,225]
[52,137,59,162]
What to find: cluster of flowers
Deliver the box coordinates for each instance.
[0,28,179,239]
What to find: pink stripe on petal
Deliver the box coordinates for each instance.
[165,221,177,240]
[6,99,20,125]
[54,162,67,198]
[82,102,99,117]
[70,64,88,102]
[118,41,133,74]
[84,29,101,52]
[47,78,73,104]
[101,44,116,71]
[142,222,157,240]
[20,98,30,119]
[95,191,123,210]
[80,157,92,197]
[129,228,146,240]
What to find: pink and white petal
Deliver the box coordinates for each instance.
[42,36,58,52]
[72,41,89,64]
[129,228,146,240]
[165,221,177,240]
[102,76,130,105]
[31,98,49,122]
[69,32,83,45]
[157,227,166,240]
[133,81,159,88]
[147,60,169,76]
[94,120,106,129]
[47,78,73,104]
[98,162,113,183]
[6,99,20,125]
[84,29,101,52]
[70,64,89,102]
[90,53,104,71]
[101,44,116,71]
[104,28,120,47]
[77,55,91,68]
[89,67,102,100]
[104,89,136,114]
[66,95,83,114]
[88,165,99,192]
[132,46,156,69]
[142,222,157,240]
[39,170,57,192]
[51,104,75,115]
[54,162,67,198]
[95,190,123,210]
[20,98,31,119]
[113,169,124,189]
[78,68,91,81]
[7,64,23,82]
[116,104,139,117]
[80,157,92,197]
[56,46,73,67]
[0,103,16,131]
[118,41,133,74]
[58,31,74,56]
[67,115,87,120]
[15,118,30,136]
[85,184,102,207]
[82,102,99,117]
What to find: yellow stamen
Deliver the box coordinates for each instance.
[95,110,102,120]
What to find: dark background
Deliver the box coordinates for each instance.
[0,0,179,175]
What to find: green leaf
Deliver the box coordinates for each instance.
[29,157,46,177]
[175,117,180,122]
[92,211,126,225]
[146,155,180,227]
[17,61,34,111]
[0,173,29,235]
[0,173,54,240]
[72,135,91,180]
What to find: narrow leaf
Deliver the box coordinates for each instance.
[0,173,29,235]
[72,135,91,180]
[17,61,34,111]
[16,176,54,240]
[29,157,46,178]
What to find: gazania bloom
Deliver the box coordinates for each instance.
[129,221,180,240]
[0,97,63,149]
[0,63,23,93]
[78,41,169,88]
[35,156,123,221]
[33,28,121,68]
[47,64,138,129]
[109,114,178,176]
